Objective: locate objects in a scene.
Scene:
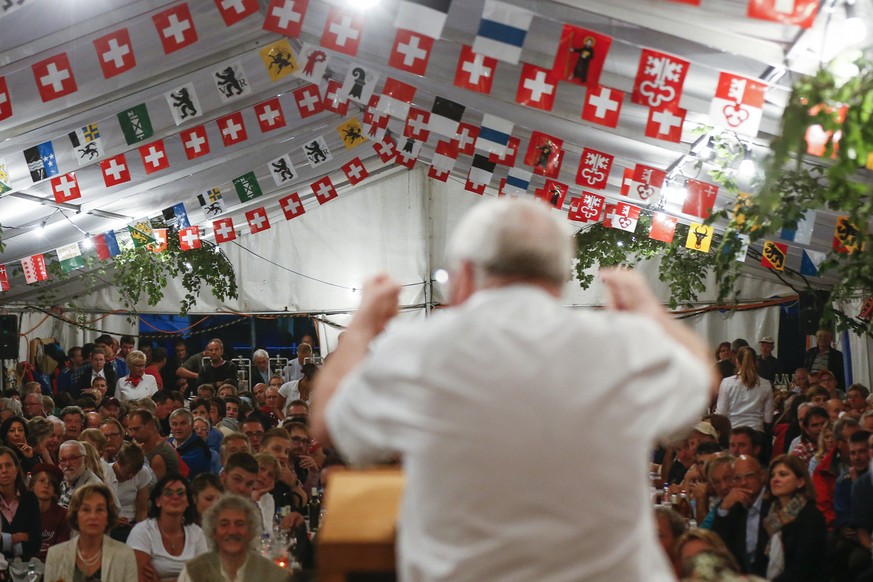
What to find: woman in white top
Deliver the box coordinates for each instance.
[128,474,208,582]
[116,350,160,404]
[252,453,280,532]
[715,346,775,432]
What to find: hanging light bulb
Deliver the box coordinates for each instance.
[739,147,756,178]
[844,0,867,44]
[663,179,689,206]
[80,237,93,249]
[433,269,449,284]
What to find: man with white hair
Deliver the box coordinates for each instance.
[312,198,714,582]
[250,348,272,386]
[58,440,105,507]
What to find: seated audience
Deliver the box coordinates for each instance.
[168,410,211,479]
[59,440,105,508]
[29,463,70,562]
[0,416,41,472]
[117,350,160,404]
[189,473,223,526]
[128,409,182,481]
[105,442,152,541]
[712,455,769,576]
[0,446,41,560]
[654,506,685,569]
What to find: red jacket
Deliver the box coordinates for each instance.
[813,447,840,527]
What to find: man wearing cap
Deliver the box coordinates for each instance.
[804,328,846,390]
[755,337,781,383]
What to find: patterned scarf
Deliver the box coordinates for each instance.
[763,493,807,536]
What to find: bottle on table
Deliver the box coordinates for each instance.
[308,487,321,532]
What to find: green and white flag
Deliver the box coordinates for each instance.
[233,172,262,202]
[0,162,11,194]
[128,218,155,248]
[57,243,85,272]
[117,104,154,145]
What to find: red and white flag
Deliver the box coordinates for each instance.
[568,192,605,223]
[323,79,349,115]
[217,112,247,146]
[0,77,11,121]
[342,157,368,185]
[395,138,421,169]
[321,7,363,56]
[455,45,497,94]
[645,107,686,142]
[0,266,9,292]
[32,53,77,102]
[605,202,641,232]
[649,212,678,243]
[429,140,458,182]
[139,140,170,174]
[293,84,323,118]
[621,164,666,204]
[153,3,198,54]
[632,48,688,110]
[404,107,430,142]
[389,29,433,75]
[180,125,210,159]
[452,122,479,156]
[748,0,818,28]
[311,176,338,204]
[151,229,168,253]
[279,193,306,219]
[581,85,623,127]
[51,172,81,203]
[93,29,136,79]
[490,136,520,166]
[263,0,308,37]
[179,226,201,250]
[551,24,612,87]
[100,154,131,187]
[246,207,271,233]
[524,132,563,178]
[363,103,389,142]
[21,254,48,284]
[709,72,768,137]
[516,63,557,111]
[214,0,259,26]
[534,180,568,208]
[575,148,613,190]
[254,98,286,132]
[213,218,236,243]
[683,179,719,219]
[373,136,397,162]
[377,78,416,119]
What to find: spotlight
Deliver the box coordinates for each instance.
[739,147,756,178]
[433,269,449,284]
[80,237,93,249]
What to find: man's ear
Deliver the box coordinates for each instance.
[449,261,476,306]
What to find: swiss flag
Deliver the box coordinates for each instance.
[213,218,236,243]
[323,79,349,115]
[180,125,210,160]
[404,107,431,142]
[139,140,170,174]
[748,0,818,28]
[575,148,614,190]
[32,53,77,102]
[311,176,338,204]
[455,45,497,94]
[516,63,557,111]
[263,0,308,37]
[0,77,11,121]
[213,0,259,27]
[342,157,368,185]
[254,98,286,132]
[293,84,323,118]
[93,29,136,79]
[100,154,131,187]
[373,136,397,162]
[389,29,433,75]
[649,212,678,243]
[321,8,363,56]
[217,112,248,146]
[452,123,479,156]
[179,226,201,250]
[645,107,686,142]
[246,207,271,233]
[279,193,306,220]
[632,48,688,110]
[683,179,719,218]
[51,173,81,203]
[490,136,520,166]
[151,229,168,254]
[152,3,198,54]
[582,85,623,127]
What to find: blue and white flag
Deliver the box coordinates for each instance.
[780,210,816,245]
[23,141,59,183]
[162,203,191,233]
[800,249,826,276]
[475,114,513,155]
[473,0,533,65]
[503,166,531,196]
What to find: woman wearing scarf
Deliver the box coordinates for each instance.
[764,454,827,581]
[116,350,159,404]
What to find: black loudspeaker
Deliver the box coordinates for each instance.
[0,315,17,359]
[799,290,830,335]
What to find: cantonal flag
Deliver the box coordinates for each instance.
[57,243,85,272]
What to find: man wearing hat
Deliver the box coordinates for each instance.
[756,336,782,383]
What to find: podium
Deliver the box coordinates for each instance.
[316,468,404,581]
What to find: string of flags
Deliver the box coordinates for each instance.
[0,0,841,294]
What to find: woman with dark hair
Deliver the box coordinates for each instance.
[764,454,827,581]
[0,416,41,472]
[28,462,70,562]
[189,472,223,526]
[44,483,137,581]
[0,445,41,560]
[715,346,774,432]
[127,474,207,582]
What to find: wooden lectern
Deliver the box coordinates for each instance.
[316,468,404,582]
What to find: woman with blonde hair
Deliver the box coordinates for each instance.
[77,437,107,481]
[808,419,834,474]
[715,346,774,432]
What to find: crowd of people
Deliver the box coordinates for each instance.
[6,331,336,581]
[653,334,872,581]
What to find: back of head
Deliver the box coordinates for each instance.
[446,198,571,287]
[735,346,759,388]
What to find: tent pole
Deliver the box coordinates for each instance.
[424,169,434,318]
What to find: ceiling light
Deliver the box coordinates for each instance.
[80,237,93,249]
[433,269,449,284]
[739,148,756,178]
[663,181,689,205]
[844,0,867,43]
[348,0,380,9]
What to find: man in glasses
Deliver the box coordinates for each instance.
[287,422,319,492]
[58,440,117,511]
[712,455,769,576]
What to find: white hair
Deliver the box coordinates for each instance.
[446,198,571,286]
[252,349,269,360]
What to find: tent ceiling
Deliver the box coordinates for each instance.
[0,0,869,308]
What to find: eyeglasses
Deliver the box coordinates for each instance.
[59,454,83,465]
[162,488,187,498]
[290,437,309,444]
